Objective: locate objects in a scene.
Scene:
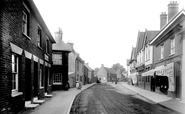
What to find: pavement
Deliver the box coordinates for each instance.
[21,83,95,114]
[119,82,185,114]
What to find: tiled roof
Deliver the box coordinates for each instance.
[145,31,159,43]
[104,67,116,74]
[137,32,145,53]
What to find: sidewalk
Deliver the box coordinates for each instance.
[120,82,185,114]
[22,83,95,114]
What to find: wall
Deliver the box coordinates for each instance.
[97,67,107,82]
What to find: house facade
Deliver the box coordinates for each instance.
[140,30,159,91]
[68,43,77,87]
[150,2,185,99]
[52,29,71,90]
[75,54,84,85]
[135,31,145,87]
[83,64,89,85]
[128,47,137,85]
[97,64,117,82]
[0,0,55,113]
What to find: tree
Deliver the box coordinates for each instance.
[112,63,126,75]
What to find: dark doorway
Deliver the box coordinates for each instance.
[175,62,181,99]
[25,58,32,101]
[45,67,48,93]
[34,61,38,97]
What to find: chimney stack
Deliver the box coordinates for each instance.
[54,28,63,43]
[168,1,179,22]
[160,12,167,29]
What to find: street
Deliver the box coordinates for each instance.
[70,83,180,114]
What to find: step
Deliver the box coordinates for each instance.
[33,100,45,104]
[25,104,39,109]
[45,94,53,98]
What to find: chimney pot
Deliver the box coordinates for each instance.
[168,1,179,22]
[160,12,167,29]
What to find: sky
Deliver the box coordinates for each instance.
[33,0,185,69]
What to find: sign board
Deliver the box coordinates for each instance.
[156,63,175,92]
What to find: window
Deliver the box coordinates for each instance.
[48,69,51,85]
[53,73,62,84]
[77,62,79,71]
[39,65,44,88]
[170,38,175,55]
[148,46,150,60]
[22,11,28,35]
[12,54,19,91]
[46,37,49,54]
[161,44,164,59]
[52,53,62,65]
[38,26,42,48]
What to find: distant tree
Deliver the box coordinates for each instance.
[112,63,126,75]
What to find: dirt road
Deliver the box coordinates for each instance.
[70,83,180,114]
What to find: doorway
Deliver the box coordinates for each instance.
[45,67,48,93]
[34,61,38,97]
[25,58,32,101]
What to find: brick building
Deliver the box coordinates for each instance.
[52,29,71,90]
[150,2,185,99]
[0,0,55,113]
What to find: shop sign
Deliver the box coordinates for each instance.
[156,63,175,92]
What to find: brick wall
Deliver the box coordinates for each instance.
[0,0,54,113]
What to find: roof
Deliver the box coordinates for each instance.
[104,67,116,74]
[52,41,72,52]
[25,0,55,43]
[136,32,145,53]
[145,30,159,43]
[84,63,93,71]
[150,9,185,45]
[76,54,84,63]
[130,47,136,62]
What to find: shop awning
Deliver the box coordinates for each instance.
[141,69,155,77]
[141,65,165,77]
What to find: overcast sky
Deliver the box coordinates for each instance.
[33,0,185,69]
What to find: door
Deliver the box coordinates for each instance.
[45,67,48,93]
[175,62,181,99]
[34,61,38,97]
[25,58,32,101]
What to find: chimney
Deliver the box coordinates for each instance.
[160,12,167,29]
[101,64,104,67]
[54,28,63,43]
[67,42,74,49]
[168,1,179,22]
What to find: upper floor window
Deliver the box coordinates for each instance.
[22,11,28,35]
[170,38,175,55]
[52,53,62,65]
[38,26,42,48]
[148,46,150,60]
[12,54,19,92]
[46,37,49,54]
[160,44,164,59]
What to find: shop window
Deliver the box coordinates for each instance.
[53,73,62,84]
